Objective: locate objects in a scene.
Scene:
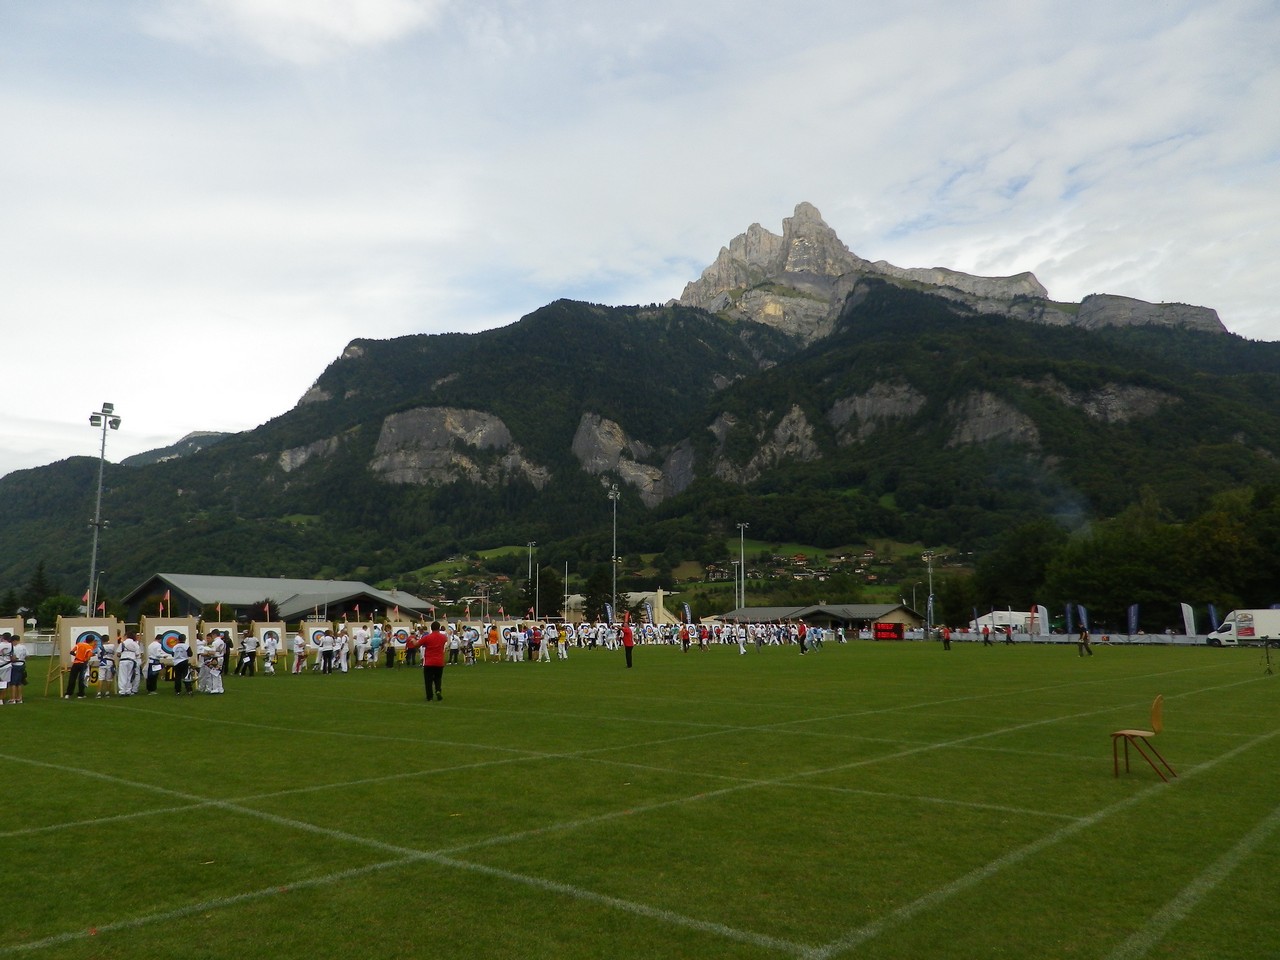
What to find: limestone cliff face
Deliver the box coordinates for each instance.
[868,263,1047,299]
[1076,294,1225,334]
[369,407,550,489]
[710,405,823,483]
[279,434,348,472]
[946,392,1040,448]
[1022,377,1177,423]
[571,413,694,506]
[677,202,1226,339]
[828,382,927,444]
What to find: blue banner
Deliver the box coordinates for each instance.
[604,603,614,624]
[1127,603,1140,635]
[682,602,693,624]
[643,601,653,624]
[1065,603,1075,636]
[1077,604,1089,631]
[1208,603,1220,631]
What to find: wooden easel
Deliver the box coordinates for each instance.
[44,634,64,697]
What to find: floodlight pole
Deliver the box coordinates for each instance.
[922,552,936,638]
[527,541,537,619]
[86,401,121,614]
[608,484,620,621]
[737,522,749,611]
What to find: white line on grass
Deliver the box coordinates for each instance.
[811,725,1280,960]
[1101,799,1280,960]
[0,752,816,958]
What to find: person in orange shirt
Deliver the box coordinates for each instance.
[64,637,96,699]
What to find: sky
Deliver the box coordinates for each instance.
[2,0,1278,478]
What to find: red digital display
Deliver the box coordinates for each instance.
[873,622,904,641]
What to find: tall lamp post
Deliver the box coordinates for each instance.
[736,522,749,611]
[526,541,537,619]
[608,484,620,621]
[922,552,936,639]
[87,402,121,614]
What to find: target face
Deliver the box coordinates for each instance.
[392,628,409,643]
[154,627,189,653]
[74,628,106,650]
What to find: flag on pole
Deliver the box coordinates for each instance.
[1034,605,1051,636]
[355,604,361,618]
[96,600,106,614]
[1181,602,1196,636]
[216,602,221,619]
[465,603,471,618]
[682,602,692,624]
[164,590,171,617]
[82,591,90,603]
[263,602,270,618]
[1126,603,1140,635]
[498,605,505,618]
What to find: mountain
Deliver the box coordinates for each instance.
[2,204,1277,606]
[120,431,232,467]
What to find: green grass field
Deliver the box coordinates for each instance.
[5,641,1279,959]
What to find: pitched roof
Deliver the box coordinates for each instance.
[718,603,914,622]
[122,573,434,617]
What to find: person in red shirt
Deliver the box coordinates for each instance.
[410,621,450,701]
[620,621,635,668]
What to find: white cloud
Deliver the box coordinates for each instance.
[0,0,1277,478]
[142,0,448,64]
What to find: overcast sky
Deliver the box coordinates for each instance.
[3,0,1277,478]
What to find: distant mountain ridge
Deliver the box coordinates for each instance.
[677,202,1225,340]
[0,204,1273,600]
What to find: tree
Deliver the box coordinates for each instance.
[536,565,564,619]
[37,594,82,629]
[23,561,58,615]
[581,566,612,622]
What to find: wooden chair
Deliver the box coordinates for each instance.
[1112,695,1177,781]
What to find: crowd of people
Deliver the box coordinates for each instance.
[0,631,29,704]
[47,617,859,701]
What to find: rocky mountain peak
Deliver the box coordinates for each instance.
[676,202,1225,339]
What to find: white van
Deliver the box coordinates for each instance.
[1206,609,1280,646]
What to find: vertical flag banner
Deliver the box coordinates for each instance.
[1035,605,1051,636]
[604,603,614,624]
[1127,603,1140,635]
[643,601,654,624]
[1077,604,1089,631]
[972,607,979,631]
[1208,604,1220,632]
[682,602,693,624]
[1181,602,1196,636]
[1065,604,1075,636]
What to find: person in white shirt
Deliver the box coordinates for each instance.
[145,637,165,694]
[5,635,28,703]
[117,633,142,695]
[352,625,370,668]
[0,632,11,702]
[261,630,280,674]
[236,632,259,676]
[291,632,306,674]
[171,638,192,694]
[96,637,117,698]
